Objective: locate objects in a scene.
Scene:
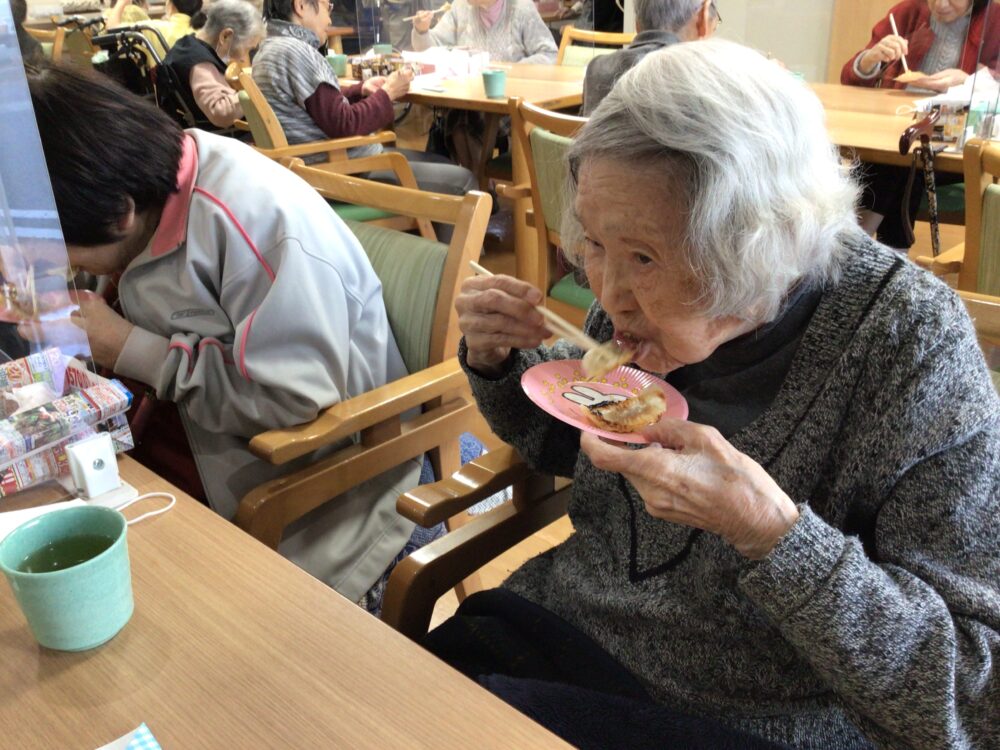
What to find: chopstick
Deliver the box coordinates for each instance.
[888,13,910,74]
[403,2,449,22]
[469,260,599,350]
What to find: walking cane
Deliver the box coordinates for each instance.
[899,110,941,256]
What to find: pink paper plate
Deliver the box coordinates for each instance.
[520,360,688,443]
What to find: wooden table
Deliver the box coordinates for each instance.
[406,64,584,114]
[811,82,963,173]
[0,457,569,749]
[405,63,583,283]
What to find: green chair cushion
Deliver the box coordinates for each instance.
[550,273,595,310]
[979,183,1000,296]
[344,219,446,373]
[561,45,617,68]
[528,126,573,234]
[330,202,396,222]
[40,42,54,59]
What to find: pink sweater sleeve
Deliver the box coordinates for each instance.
[189,63,242,128]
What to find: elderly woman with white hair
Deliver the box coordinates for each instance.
[428,39,1000,750]
[161,0,264,129]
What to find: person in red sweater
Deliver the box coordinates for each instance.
[841,0,999,92]
[841,0,999,250]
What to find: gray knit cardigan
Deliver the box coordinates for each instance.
[461,238,1000,749]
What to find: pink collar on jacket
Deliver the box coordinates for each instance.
[151,134,199,258]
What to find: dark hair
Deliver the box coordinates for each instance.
[263,0,321,21]
[973,0,989,12]
[11,0,27,25]
[26,64,184,246]
[263,0,296,21]
[172,0,206,27]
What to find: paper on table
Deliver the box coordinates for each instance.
[0,498,85,543]
[96,723,162,750]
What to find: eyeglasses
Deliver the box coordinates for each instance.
[710,1,722,24]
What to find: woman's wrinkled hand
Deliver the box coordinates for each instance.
[580,418,800,559]
[362,75,386,96]
[382,68,414,100]
[859,33,908,74]
[910,68,968,92]
[412,10,434,33]
[456,274,549,377]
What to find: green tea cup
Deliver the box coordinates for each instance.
[327,53,348,77]
[482,69,507,99]
[0,505,133,651]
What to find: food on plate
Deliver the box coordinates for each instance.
[582,340,633,379]
[582,385,666,433]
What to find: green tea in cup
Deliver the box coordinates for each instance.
[0,505,133,651]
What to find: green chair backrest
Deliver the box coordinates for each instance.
[560,44,617,67]
[528,125,573,235]
[238,90,277,150]
[979,183,1000,296]
[344,219,447,374]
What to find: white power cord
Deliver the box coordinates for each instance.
[115,492,177,525]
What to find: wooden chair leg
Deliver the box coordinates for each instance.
[445,511,483,601]
[477,114,502,192]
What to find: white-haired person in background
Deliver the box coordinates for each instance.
[582,0,719,115]
[162,0,264,129]
[428,39,1000,749]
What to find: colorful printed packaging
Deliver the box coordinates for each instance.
[0,350,134,497]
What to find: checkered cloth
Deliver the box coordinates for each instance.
[126,724,161,750]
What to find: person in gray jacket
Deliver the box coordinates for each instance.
[26,64,422,607]
[439,41,1000,748]
[582,0,719,115]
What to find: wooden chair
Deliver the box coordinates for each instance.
[502,98,591,327]
[26,26,66,61]
[915,138,1000,295]
[382,443,571,638]
[236,70,430,235]
[235,167,493,563]
[959,290,1000,393]
[556,24,634,67]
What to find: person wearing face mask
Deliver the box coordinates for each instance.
[841,0,1000,251]
[161,0,264,129]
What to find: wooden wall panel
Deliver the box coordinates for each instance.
[826,0,895,83]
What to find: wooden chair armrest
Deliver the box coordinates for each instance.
[382,470,572,639]
[250,358,468,465]
[397,443,535,526]
[496,182,531,200]
[915,242,964,274]
[232,119,251,131]
[255,131,396,160]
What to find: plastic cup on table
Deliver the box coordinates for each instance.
[327,53,348,77]
[482,68,507,99]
